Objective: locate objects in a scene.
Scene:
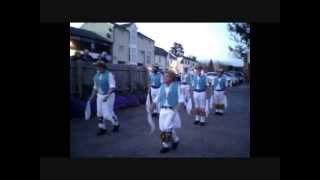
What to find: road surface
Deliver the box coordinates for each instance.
[71,84,250,158]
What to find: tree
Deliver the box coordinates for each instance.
[207,59,215,72]
[170,42,184,57]
[190,55,197,61]
[228,23,250,60]
[185,55,197,62]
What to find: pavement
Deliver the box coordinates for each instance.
[71,84,250,158]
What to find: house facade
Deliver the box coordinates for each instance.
[170,55,199,74]
[154,46,169,71]
[137,32,155,66]
[81,23,155,66]
[180,56,198,72]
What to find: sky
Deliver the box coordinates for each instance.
[70,23,245,67]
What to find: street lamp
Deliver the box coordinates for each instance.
[70,40,74,48]
[70,40,75,56]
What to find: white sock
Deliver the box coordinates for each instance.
[200,117,205,123]
[162,142,169,148]
[98,123,106,129]
[113,120,119,126]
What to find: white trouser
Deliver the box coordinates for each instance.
[193,91,206,122]
[159,108,181,147]
[213,90,226,113]
[97,93,119,129]
[159,108,181,131]
[150,87,160,114]
[181,84,190,106]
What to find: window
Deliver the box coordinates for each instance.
[147,56,151,64]
[140,50,145,64]
[129,48,131,61]
[119,45,124,52]
[131,29,137,44]
[132,34,137,44]
[131,48,137,62]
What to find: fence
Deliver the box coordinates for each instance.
[70,60,149,98]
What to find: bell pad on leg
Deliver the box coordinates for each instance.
[160,132,173,142]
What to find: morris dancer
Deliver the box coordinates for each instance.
[191,64,210,126]
[151,70,184,153]
[88,60,120,136]
[148,64,163,120]
[212,68,228,115]
[180,67,192,107]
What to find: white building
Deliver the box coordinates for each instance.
[169,55,199,74]
[181,56,198,72]
[154,46,169,71]
[81,23,155,66]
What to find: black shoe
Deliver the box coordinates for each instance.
[112,125,120,132]
[200,122,205,126]
[214,112,219,115]
[219,112,224,116]
[194,121,200,125]
[172,141,179,150]
[97,129,107,136]
[152,115,159,121]
[160,147,170,153]
[151,113,157,118]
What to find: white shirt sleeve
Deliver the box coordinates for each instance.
[191,77,194,88]
[205,76,209,86]
[160,74,164,84]
[178,85,184,103]
[153,91,160,103]
[93,81,97,90]
[93,75,97,90]
[108,72,116,89]
[225,78,228,88]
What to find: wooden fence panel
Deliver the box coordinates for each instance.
[70,61,149,96]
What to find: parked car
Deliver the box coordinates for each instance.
[224,72,237,86]
[205,72,218,86]
[234,72,245,84]
[222,73,233,87]
[228,72,240,85]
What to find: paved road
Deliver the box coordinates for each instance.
[71,84,250,158]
